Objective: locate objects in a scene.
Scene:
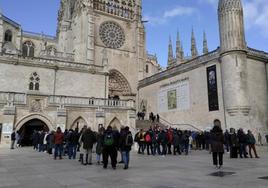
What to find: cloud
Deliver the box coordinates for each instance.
[163,7,195,18]
[144,6,196,26]
[243,0,268,38]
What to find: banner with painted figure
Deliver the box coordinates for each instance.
[167,90,177,110]
[207,65,219,111]
[158,78,190,112]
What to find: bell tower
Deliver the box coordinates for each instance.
[218,0,250,129]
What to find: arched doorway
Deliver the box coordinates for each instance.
[108,117,122,131]
[19,119,49,146]
[70,117,88,131]
[109,69,132,99]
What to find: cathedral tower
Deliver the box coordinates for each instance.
[218,0,250,129]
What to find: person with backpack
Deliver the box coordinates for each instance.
[80,127,96,165]
[102,126,118,169]
[119,126,133,169]
[144,129,153,155]
[67,129,78,160]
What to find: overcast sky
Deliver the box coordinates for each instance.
[1,0,267,67]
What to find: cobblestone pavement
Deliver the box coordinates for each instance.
[0,146,268,188]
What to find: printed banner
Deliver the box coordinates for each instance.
[207,65,219,111]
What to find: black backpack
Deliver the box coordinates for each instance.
[125,133,133,146]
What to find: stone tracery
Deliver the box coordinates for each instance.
[109,69,131,97]
[99,21,125,49]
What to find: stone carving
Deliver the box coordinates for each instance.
[99,22,125,49]
[109,70,131,96]
[30,99,42,112]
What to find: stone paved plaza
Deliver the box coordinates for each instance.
[0,146,268,188]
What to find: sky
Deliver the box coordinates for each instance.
[0,0,267,67]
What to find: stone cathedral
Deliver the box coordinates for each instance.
[138,0,268,140]
[0,0,268,145]
[0,0,160,145]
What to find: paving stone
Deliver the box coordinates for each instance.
[0,147,268,188]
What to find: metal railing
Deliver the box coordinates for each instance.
[159,116,202,131]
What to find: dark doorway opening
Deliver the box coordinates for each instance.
[19,119,49,146]
[0,123,2,144]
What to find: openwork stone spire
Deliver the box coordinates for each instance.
[218,0,246,52]
[168,36,174,67]
[191,28,198,58]
[176,31,183,64]
[203,31,208,54]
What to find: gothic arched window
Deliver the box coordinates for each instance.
[29,72,40,91]
[4,30,12,42]
[22,41,35,57]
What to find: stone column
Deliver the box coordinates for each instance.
[96,108,105,131]
[0,13,3,53]
[56,106,67,131]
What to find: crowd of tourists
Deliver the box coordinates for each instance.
[23,125,134,170]
[134,120,261,168]
[10,118,264,170]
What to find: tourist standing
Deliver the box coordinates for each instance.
[224,130,230,152]
[246,130,259,158]
[54,127,64,160]
[47,131,54,155]
[119,126,133,169]
[229,128,239,158]
[102,126,118,169]
[10,130,16,149]
[96,127,105,165]
[80,127,96,165]
[237,128,248,158]
[210,120,224,169]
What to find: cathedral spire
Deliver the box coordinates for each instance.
[191,28,198,58]
[176,31,183,64]
[203,31,208,54]
[168,36,174,67]
[218,0,246,52]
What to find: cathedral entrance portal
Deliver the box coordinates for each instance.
[19,119,49,146]
[109,70,132,99]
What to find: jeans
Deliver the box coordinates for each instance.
[239,143,248,158]
[122,151,130,167]
[68,144,77,159]
[96,154,101,162]
[54,144,63,159]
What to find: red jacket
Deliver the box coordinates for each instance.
[54,131,64,144]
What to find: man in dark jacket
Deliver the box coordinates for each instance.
[229,128,239,158]
[119,126,133,169]
[67,129,79,160]
[80,127,96,165]
[102,126,118,169]
[237,128,248,158]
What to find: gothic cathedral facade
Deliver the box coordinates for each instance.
[0,0,152,144]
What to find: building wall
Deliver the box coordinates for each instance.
[0,63,106,98]
[139,60,225,131]
[247,58,268,135]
